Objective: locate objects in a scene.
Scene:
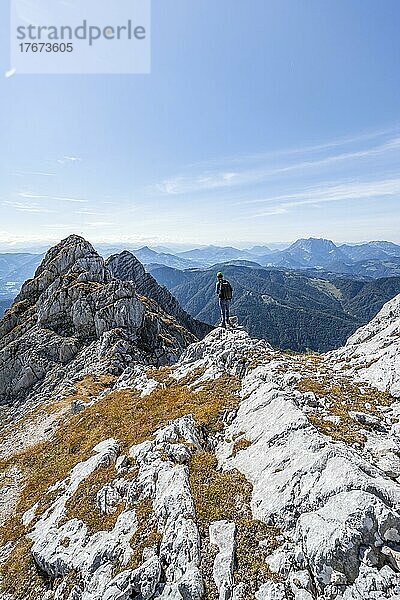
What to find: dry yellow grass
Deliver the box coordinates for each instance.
[297,376,394,445]
[126,498,162,570]
[64,463,125,534]
[0,369,241,597]
[190,452,282,599]
[245,349,276,371]
[0,537,43,599]
[63,374,116,404]
[232,438,252,457]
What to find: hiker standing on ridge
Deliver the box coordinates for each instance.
[216,272,233,328]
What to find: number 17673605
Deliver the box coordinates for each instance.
[19,42,74,53]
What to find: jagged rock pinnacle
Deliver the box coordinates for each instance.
[0,236,206,405]
[106,250,211,339]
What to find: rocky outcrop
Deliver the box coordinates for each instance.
[106,251,211,339]
[209,520,236,600]
[26,417,204,600]
[0,235,199,405]
[217,349,400,598]
[328,293,400,396]
[175,324,400,599]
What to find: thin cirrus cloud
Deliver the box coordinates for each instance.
[3,200,54,214]
[57,156,82,164]
[76,210,104,216]
[183,125,399,169]
[242,177,400,218]
[18,192,86,203]
[154,133,400,196]
[156,171,244,195]
[85,221,114,228]
[15,171,56,177]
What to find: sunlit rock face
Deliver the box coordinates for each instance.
[329,293,400,397]
[0,235,201,405]
[106,250,211,340]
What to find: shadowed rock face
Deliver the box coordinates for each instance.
[106,250,211,340]
[0,235,198,405]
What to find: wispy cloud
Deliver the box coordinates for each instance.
[0,230,57,246]
[156,171,245,195]
[85,221,114,227]
[3,200,54,214]
[52,196,86,203]
[180,126,399,173]
[18,192,86,203]
[265,126,399,158]
[57,156,82,164]
[15,171,56,177]
[243,177,400,218]
[18,193,47,199]
[155,133,400,196]
[42,224,76,230]
[76,209,104,216]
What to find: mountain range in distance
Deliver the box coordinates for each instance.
[147,263,400,352]
[1,237,399,269]
[1,237,400,353]
[1,237,400,271]
[109,238,400,275]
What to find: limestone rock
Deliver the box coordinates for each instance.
[329,293,400,397]
[0,236,202,405]
[255,581,287,599]
[106,251,211,340]
[209,520,236,600]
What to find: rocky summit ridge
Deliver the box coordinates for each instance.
[0,235,209,407]
[106,250,211,341]
[0,236,399,600]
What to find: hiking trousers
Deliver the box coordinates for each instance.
[219,298,230,325]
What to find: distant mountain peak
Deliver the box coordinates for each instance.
[136,245,156,254]
[290,237,337,249]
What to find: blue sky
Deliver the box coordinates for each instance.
[1,0,399,249]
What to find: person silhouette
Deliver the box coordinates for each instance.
[215,272,233,328]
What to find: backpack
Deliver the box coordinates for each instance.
[220,279,233,300]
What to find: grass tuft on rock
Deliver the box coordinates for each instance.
[297,376,394,445]
[232,438,252,457]
[189,452,282,599]
[0,370,241,597]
